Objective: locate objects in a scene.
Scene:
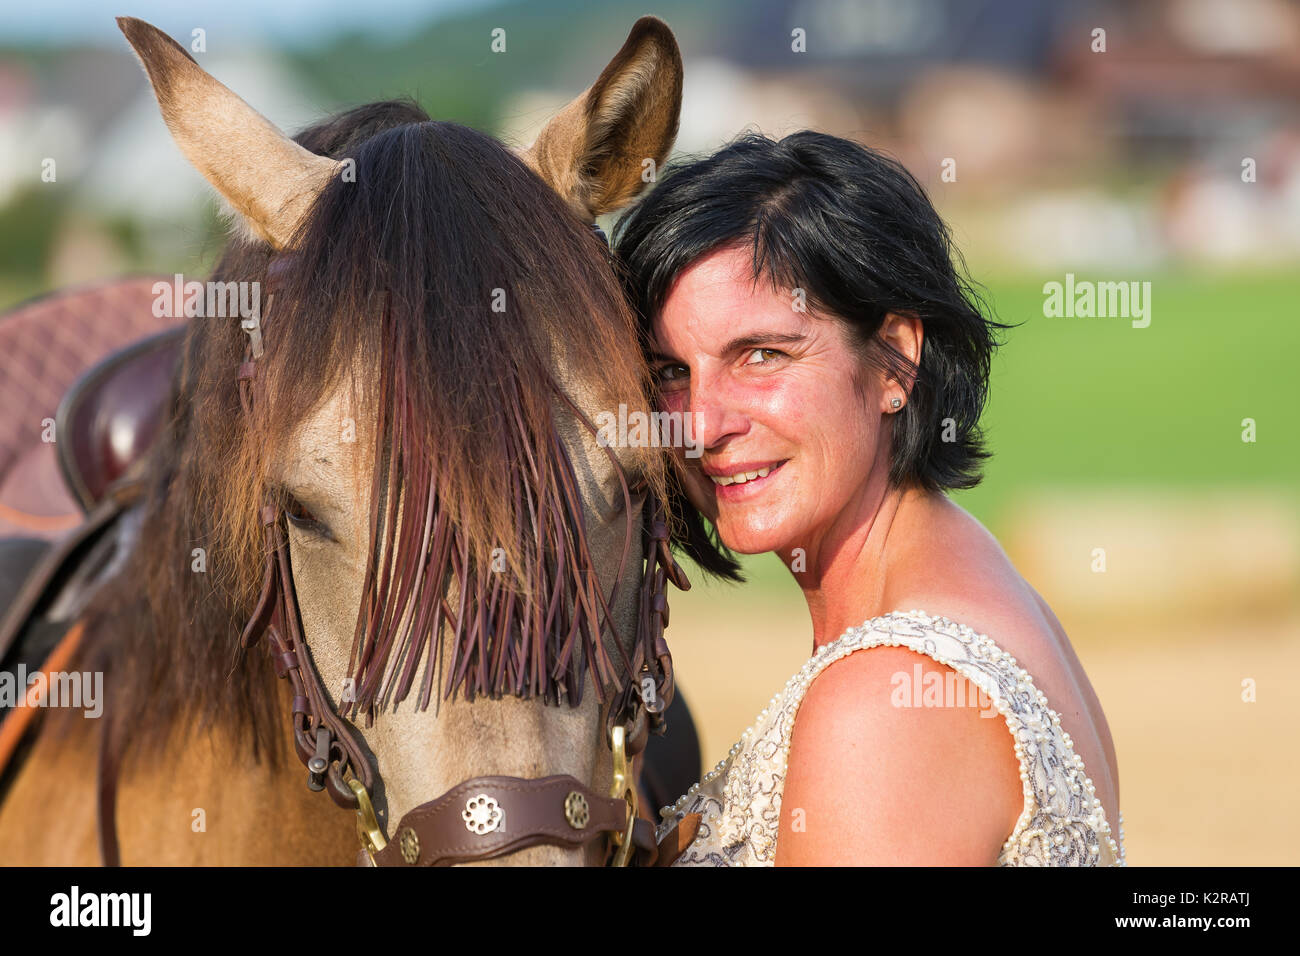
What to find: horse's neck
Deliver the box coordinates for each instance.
[0,663,354,865]
[93,507,357,862]
[111,691,357,865]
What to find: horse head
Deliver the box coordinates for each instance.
[109,15,685,865]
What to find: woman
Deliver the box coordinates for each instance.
[614,131,1124,866]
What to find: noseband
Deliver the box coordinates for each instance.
[236,233,690,867]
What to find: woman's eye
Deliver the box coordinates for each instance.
[744,348,784,366]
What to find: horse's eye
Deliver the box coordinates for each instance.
[286,496,316,523]
[282,492,333,541]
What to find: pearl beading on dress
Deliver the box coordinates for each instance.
[658,609,1126,867]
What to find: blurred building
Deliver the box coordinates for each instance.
[2,0,1298,289]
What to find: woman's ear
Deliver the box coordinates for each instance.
[878,313,924,412]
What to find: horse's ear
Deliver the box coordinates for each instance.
[116,17,341,249]
[520,16,683,220]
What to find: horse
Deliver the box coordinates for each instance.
[0,15,695,865]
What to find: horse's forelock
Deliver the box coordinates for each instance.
[153,107,665,734]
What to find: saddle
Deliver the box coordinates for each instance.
[0,319,184,803]
[0,275,185,680]
[0,277,182,540]
[0,325,184,671]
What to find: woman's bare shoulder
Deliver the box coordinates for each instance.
[883,493,1067,670]
[879,492,1122,828]
[776,640,1024,865]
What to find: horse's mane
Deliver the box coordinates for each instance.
[73,101,666,763]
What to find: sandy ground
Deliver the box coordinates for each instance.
[663,563,1300,866]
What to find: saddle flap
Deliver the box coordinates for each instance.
[55,328,185,513]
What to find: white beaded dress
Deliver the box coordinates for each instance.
[657,610,1126,866]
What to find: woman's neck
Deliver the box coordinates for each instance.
[787,481,926,649]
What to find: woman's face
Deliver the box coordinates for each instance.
[652,245,898,558]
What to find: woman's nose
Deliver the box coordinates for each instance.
[688,380,749,450]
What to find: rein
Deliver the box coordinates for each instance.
[226,237,690,867]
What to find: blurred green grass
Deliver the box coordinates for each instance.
[962,270,1300,515]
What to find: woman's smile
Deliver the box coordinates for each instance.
[702,458,788,501]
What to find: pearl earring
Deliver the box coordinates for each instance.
[890,398,902,409]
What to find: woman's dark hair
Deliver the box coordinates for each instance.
[612,130,1006,581]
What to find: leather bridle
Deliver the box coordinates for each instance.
[233,236,690,867]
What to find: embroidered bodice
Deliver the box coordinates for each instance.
[657,610,1125,866]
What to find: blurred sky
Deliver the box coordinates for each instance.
[0,0,499,46]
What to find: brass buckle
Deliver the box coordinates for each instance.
[348,777,388,865]
[608,724,637,867]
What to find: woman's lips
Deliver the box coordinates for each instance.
[705,459,788,502]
